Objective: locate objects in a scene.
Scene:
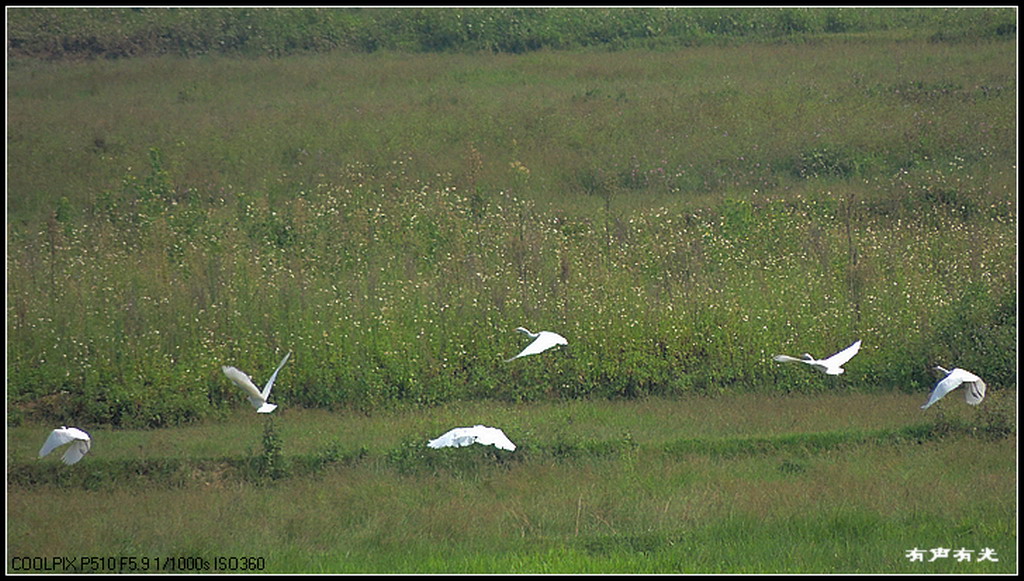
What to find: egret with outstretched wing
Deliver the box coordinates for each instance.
[921,366,986,410]
[506,327,567,362]
[428,425,517,451]
[222,351,292,413]
[39,426,92,465]
[773,339,861,375]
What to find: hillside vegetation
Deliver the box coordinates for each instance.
[6,8,1017,428]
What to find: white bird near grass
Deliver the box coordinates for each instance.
[506,327,568,362]
[427,425,517,451]
[222,351,291,413]
[39,426,92,465]
[772,339,861,375]
[921,366,986,410]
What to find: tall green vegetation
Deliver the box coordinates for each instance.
[6,10,1016,428]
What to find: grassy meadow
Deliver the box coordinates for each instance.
[6,37,1016,425]
[5,7,1018,574]
[7,393,1018,573]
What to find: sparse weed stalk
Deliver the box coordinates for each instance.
[259,417,288,481]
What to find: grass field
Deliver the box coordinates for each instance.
[7,393,1017,573]
[7,35,1016,425]
[5,7,1017,575]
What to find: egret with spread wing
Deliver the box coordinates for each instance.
[506,327,567,362]
[222,351,292,413]
[428,425,517,451]
[773,339,861,375]
[921,366,986,410]
[39,426,92,465]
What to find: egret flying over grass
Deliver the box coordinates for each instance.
[222,351,292,413]
[427,425,517,451]
[38,426,91,465]
[506,327,567,362]
[773,339,861,375]
[921,366,986,410]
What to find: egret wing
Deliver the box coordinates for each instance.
[547,332,569,349]
[822,340,861,367]
[772,354,806,364]
[507,339,545,361]
[507,332,567,361]
[428,427,474,449]
[428,426,515,451]
[261,351,292,399]
[222,366,264,401]
[963,378,986,405]
[921,374,962,409]
[39,427,90,460]
[62,440,91,465]
[63,427,91,441]
[951,369,986,405]
[505,348,529,362]
[474,427,517,451]
[39,429,75,458]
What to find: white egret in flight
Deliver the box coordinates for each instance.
[921,366,986,410]
[506,327,567,362]
[222,351,292,413]
[39,426,92,465]
[773,339,861,375]
[427,425,517,451]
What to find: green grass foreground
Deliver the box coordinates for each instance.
[6,394,1016,573]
